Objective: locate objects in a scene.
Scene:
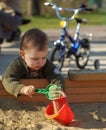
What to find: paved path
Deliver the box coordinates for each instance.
[0,25,106,79]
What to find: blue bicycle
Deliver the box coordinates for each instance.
[45,2,99,71]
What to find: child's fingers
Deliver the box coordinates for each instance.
[56,90,66,97]
[30,85,35,93]
[50,90,66,97]
[49,90,66,100]
[28,86,35,96]
[28,85,35,92]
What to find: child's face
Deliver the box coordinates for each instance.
[20,47,48,70]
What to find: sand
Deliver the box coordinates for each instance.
[0,97,106,130]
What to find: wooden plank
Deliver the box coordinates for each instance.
[20,79,49,87]
[0,79,49,89]
[0,89,11,95]
[68,70,106,81]
[18,95,49,103]
[0,81,3,88]
[0,79,49,96]
[67,93,106,103]
[0,95,48,104]
[66,87,106,94]
[64,79,106,87]
[0,94,49,104]
[1,93,106,103]
[1,78,106,88]
[1,85,106,96]
[0,78,90,89]
[0,77,106,103]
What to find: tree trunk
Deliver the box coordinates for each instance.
[32,0,40,15]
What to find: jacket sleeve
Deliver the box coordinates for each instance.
[43,59,65,91]
[2,58,27,97]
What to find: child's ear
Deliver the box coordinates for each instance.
[19,50,25,59]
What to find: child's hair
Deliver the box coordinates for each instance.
[20,28,48,51]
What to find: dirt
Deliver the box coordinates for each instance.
[0,97,106,130]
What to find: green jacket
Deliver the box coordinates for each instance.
[2,56,64,97]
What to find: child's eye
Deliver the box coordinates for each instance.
[34,58,39,61]
[31,58,38,61]
[31,57,46,61]
[42,57,46,60]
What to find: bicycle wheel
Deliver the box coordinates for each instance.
[76,38,90,69]
[94,59,100,69]
[50,46,64,71]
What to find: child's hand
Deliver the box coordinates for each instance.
[19,85,35,97]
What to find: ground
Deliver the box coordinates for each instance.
[0,97,106,130]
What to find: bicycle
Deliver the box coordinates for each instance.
[44,2,99,71]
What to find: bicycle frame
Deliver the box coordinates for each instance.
[54,21,88,64]
[45,2,93,70]
[45,2,92,53]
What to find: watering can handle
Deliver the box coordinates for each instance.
[35,88,47,94]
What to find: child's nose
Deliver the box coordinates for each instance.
[37,59,43,65]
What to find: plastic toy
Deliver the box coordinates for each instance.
[35,84,61,100]
[45,96,75,125]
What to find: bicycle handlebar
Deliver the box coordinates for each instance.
[44,2,93,21]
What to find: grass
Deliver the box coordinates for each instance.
[20,12,106,32]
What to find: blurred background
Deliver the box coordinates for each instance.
[22,0,106,16]
[20,0,106,32]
